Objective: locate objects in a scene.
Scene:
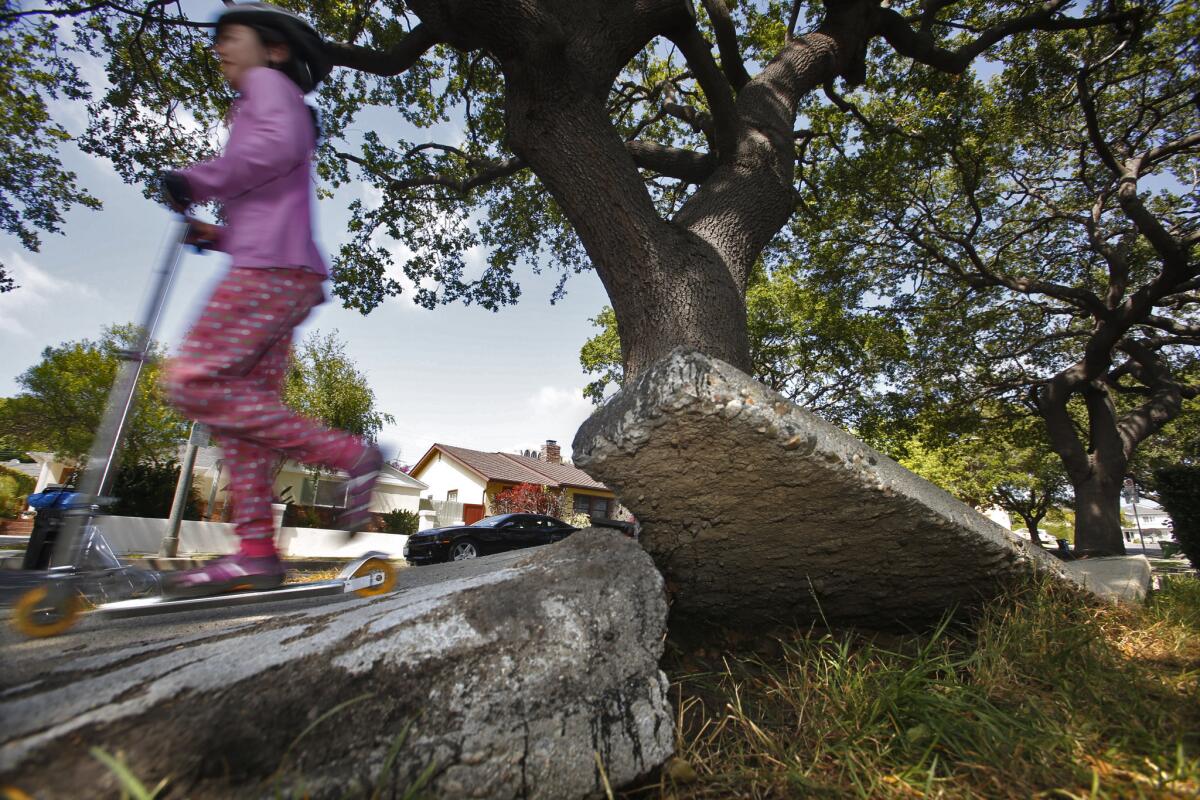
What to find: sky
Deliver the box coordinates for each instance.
[0,9,613,466]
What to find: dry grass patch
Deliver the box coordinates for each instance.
[626,575,1200,799]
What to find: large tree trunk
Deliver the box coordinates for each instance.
[504,83,754,375]
[1072,472,1126,555]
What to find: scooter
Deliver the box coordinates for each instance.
[10,219,396,638]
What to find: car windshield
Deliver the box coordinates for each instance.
[469,515,512,528]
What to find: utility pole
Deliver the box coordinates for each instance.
[160,423,209,558]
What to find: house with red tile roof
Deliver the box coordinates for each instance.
[409,440,619,524]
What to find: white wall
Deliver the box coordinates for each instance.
[84,515,408,558]
[413,452,488,505]
[371,484,422,514]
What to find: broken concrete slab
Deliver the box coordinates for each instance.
[574,349,1082,628]
[0,529,673,799]
[1062,556,1152,604]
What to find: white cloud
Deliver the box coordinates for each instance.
[524,386,596,457]
[0,252,101,337]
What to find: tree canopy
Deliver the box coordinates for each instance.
[282,328,395,442]
[775,0,1198,552]
[3,0,1190,553]
[0,324,188,465]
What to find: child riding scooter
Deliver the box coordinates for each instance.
[160,3,382,598]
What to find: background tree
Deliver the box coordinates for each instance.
[282,328,395,442]
[898,406,1071,546]
[1156,465,1200,570]
[278,328,394,516]
[0,324,188,466]
[784,0,1197,553]
[109,459,204,519]
[0,462,36,518]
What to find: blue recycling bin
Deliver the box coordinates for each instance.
[22,488,83,570]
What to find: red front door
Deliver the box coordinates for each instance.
[463,503,485,524]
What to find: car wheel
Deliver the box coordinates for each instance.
[450,540,479,561]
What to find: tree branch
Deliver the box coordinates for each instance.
[665,23,738,157]
[337,138,717,194]
[0,0,211,27]
[325,23,440,77]
[662,101,714,137]
[876,2,1140,74]
[625,140,717,183]
[335,150,525,195]
[699,0,750,90]
[1140,131,1200,171]
[1077,69,1124,175]
[786,0,802,40]
[1141,314,1200,337]
[1115,339,1193,459]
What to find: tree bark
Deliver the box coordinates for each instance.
[1020,516,1046,547]
[1037,374,1128,556]
[1072,470,1126,556]
[502,78,753,375]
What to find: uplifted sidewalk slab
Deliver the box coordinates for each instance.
[1063,556,1152,604]
[0,530,673,799]
[574,349,1081,628]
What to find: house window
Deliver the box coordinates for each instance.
[301,476,349,508]
[573,494,610,519]
[447,490,458,502]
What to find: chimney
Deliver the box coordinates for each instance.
[540,439,562,464]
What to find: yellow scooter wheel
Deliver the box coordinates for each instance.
[351,558,396,597]
[12,585,83,638]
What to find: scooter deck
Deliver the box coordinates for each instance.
[92,550,392,619]
[96,576,369,619]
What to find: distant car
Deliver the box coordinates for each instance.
[402,513,578,565]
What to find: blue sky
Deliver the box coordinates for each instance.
[0,12,613,464]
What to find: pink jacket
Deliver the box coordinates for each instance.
[181,67,326,276]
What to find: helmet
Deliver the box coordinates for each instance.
[216,3,331,93]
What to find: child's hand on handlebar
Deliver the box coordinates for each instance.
[184,219,220,251]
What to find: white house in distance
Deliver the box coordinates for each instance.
[24,447,427,519]
[1121,502,1174,544]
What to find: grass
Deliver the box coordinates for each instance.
[625,575,1200,799]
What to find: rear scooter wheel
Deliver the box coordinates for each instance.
[12,585,84,638]
[351,557,396,597]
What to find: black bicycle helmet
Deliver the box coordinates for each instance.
[216,2,331,93]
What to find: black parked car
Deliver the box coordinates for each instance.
[403,513,578,565]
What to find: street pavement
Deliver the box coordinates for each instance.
[0,550,528,689]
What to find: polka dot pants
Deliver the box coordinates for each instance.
[166,267,368,557]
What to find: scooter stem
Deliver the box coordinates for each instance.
[49,218,192,569]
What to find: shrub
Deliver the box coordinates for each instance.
[565,512,592,529]
[381,508,419,535]
[491,482,564,516]
[0,464,37,518]
[283,503,336,529]
[109,460,203,519]
[1156,465,1200,571]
